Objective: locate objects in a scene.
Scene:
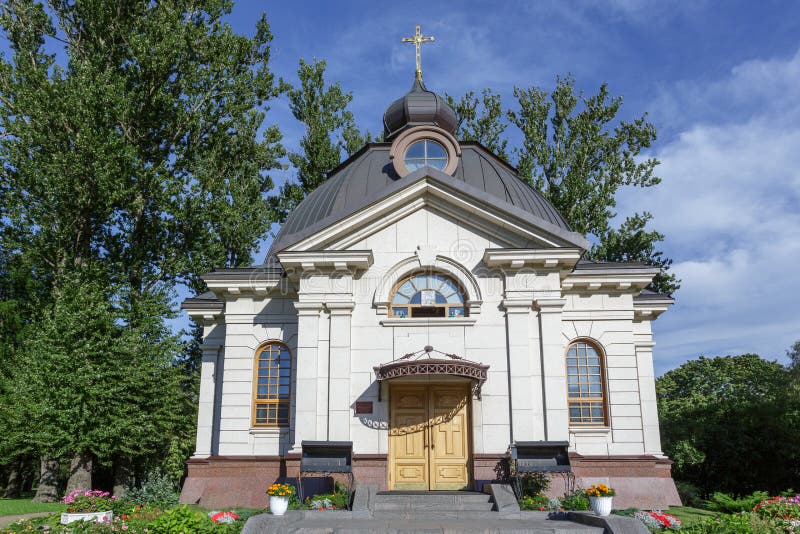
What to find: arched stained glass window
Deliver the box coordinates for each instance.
[566,341,607,426]
[252,342,291,427]
[390,272,466,319]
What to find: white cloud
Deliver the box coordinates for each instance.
[620,49,800,373]
[652,48,800,132]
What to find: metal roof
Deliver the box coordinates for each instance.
[383,78,458,139]
[266,143,586,259]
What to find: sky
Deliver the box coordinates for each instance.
[7,1,799,375]
[223,0,799,374]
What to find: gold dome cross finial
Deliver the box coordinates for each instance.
[402,25,435,80]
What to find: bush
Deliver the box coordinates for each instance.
[518,472,550,497]
[676,480,703,507]
[703,491,769,514]
[148,505,212,534]
[519,494,551,510]
[680,511,785,533]
[560,489,591,511]
[127,468,180,507]
[61,489,116,513]
[752,493,800,523]
[303,482,350,510]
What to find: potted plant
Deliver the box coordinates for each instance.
[60,489,115,524]
[585,484,615,516]
[267,483,295,516]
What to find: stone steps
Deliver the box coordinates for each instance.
[372,491,495,513]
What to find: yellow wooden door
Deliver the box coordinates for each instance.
[389,385,429,490]
[429,386,471,490]
[389,384,471,490]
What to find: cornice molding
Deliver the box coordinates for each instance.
[633,299,673,321]
[483,248,583,273]
[561,271,657,293]
[277,250,373,272]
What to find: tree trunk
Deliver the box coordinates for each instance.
[32,457,59,502]
[65,452,93,492]
[3,460,22,498]
[112,456,132,498]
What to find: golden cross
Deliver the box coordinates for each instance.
[402,25,435,80]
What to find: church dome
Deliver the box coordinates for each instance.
[383,78,457,140]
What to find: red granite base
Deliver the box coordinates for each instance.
[180,454,390,508]
[567,454,682,510]
[180,456,283,509]
[472,454,509,491]
[180,453,680,510]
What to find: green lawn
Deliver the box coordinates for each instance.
[668,505,717,527]
[0,498,64,517]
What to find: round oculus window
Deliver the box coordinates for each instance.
[403,139,448,171]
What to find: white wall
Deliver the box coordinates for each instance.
[206,205,665,460]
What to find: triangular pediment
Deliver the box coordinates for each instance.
[278,168,589,253]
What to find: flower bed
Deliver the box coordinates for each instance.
[2,502,254,533]
[633,510,681,531]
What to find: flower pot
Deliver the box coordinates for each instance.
[269,495,289,516]
[60,511,113,524]
[589,496,613,517]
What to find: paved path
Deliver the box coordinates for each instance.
[0,512,54,528]
[242,511,604,533]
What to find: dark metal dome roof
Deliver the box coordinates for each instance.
[266,143,588,260]
[383,78,457,139]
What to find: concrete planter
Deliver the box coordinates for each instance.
[269,496,289,516]
[589,496,613,516]
[60,511,113,524]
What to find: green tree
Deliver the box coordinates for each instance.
[449,76,677,294]
[656,355,800,495]
[0,0,284,496]
[276,58,364,219]
[787,340,800,374]
[592,213,677,295]
[446,88,508,160]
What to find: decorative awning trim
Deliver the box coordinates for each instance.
[374,346,489,399]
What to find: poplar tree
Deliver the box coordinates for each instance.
[446,89,509,160]
[0,0,284,497]
[276,58,364,219]
[450,76,678,294]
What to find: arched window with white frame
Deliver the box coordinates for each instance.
[389,272,467,319]
[252,341,291,427]
[565,340,608,426]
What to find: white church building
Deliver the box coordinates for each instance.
[180,71,681,511]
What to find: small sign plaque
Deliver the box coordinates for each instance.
[355,401,373,415]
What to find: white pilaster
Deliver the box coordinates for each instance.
[636,340,664,455]
[537,297,569,442]
[292,301,324,451]
[503,299,545,442]
[193,344,221,457]
[328,301,355,441]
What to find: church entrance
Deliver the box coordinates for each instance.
[388,383,472,490]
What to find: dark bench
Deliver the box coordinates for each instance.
[297,441,354,508]
[510,441,572,498]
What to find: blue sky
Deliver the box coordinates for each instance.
[226,1,799,374]
[7,1,799,374]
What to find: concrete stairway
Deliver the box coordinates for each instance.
[372,491,496,519]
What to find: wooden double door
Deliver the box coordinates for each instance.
[388,384,472,490]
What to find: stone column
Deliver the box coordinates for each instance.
[193,344,221,458]
[292,301,324,451]
[536,297,569,442]
[327,301,355,441]
[636,341,664,455]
